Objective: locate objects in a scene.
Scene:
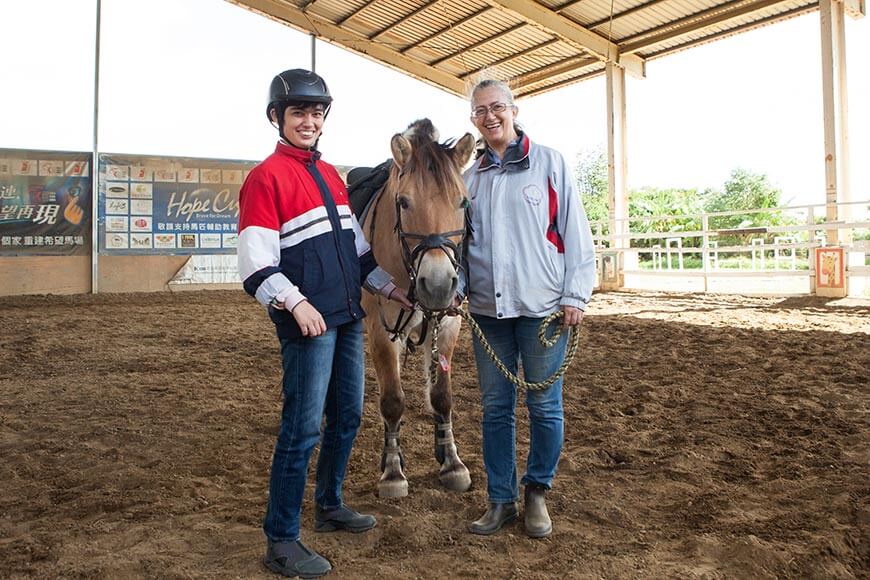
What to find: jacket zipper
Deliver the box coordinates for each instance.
[306,161,356,317]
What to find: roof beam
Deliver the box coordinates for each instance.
[517,67,603,98]
[485,0,645,77]
[429,23,526,67]
[515,55,599,87]
[840,0,865,18]
[621,0,796,54]
[458,37,562,79]
[226,0,468,96]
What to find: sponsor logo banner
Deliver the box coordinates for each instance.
[98,153,256,255]
[0,149,91,256]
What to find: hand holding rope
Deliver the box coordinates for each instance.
[435,308,581,392]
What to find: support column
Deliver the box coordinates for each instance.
[604,62,628,289]
[91,0,102,294]
[819,0,852,245]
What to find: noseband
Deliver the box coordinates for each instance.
[394,194,466,303]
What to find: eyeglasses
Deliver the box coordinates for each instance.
[471,102,513,119]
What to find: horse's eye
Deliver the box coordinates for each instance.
[398,196,410,210]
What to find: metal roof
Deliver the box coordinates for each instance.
[226,0,860,98]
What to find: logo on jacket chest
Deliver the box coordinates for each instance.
[521,184,543,206]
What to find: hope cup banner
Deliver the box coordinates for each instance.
[98,153,257,255]
[0,149,92,256]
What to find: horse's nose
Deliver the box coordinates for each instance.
[418,271,458,308]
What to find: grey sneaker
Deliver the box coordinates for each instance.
[314,504,377,533]
[263,539,332,578]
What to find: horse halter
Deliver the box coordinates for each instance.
[394,194,466,297]
[382,190,470,346]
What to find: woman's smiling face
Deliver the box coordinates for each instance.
[470,85,518,153]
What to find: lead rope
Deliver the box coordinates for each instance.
[428,316,441,391]
[428,309,581,392]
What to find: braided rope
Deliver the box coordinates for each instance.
[428,317,441,390]
[460,309,579,391]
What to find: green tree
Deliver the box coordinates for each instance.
[704,168,783,229]
[574,148,609,224]
[703,168,792,247]
[629,186,703,248]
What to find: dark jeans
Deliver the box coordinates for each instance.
[263,320,365,542]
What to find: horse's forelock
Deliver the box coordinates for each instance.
[403,119,439,148]
[406,141,466,202]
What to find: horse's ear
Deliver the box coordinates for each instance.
[454,133,476,168]
[391,134,413,168]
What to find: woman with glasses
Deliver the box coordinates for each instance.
[459,78,596,538]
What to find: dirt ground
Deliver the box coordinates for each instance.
[1,289,868,579]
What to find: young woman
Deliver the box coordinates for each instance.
[461,79,596,538]
[237,68,411,577]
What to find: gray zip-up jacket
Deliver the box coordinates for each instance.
[460,132,595,318]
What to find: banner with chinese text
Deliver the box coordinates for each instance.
[0,149,91,256]
[98,153,257,255]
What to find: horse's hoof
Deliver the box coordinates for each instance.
[378,479,409,498]
[439,468,472,492]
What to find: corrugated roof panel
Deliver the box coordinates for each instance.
[227,0,829,97]
[518,61,606,97]
[405,8,523,62]
[340,0,420,35]
[620,0,814,51]
[308,0,369,23]
[559,0,637,28]
[637,0,817,56]
[367,2,473,45]
[455,38,580,81]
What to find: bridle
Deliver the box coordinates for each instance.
[370,169,471,347]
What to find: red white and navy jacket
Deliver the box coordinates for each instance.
[237,141,391,339]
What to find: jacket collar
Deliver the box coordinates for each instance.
[275,140,321,163]
[475,130,530,172]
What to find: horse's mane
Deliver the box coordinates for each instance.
[400,119,463,201]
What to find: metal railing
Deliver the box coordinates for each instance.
[590,199,870,293]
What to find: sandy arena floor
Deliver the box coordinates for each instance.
[0,289,867,579]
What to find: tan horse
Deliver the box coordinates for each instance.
[361,119,476,498]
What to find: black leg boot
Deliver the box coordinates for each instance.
[468,502,518,535]
[524,485,552,538]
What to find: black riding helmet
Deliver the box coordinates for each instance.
[267,69,333,139]
[267,69,332,148]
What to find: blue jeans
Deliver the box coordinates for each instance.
[263,320,365,542]
[470,314,567,504]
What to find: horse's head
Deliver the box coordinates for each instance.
[389,119,475,311]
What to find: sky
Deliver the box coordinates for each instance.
[1,0,868,208]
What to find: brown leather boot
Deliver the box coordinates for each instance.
[524,485,552,538]
[468,502,518,535]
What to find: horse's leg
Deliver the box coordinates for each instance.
[367,320,409,498]
[425,316,471,492]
